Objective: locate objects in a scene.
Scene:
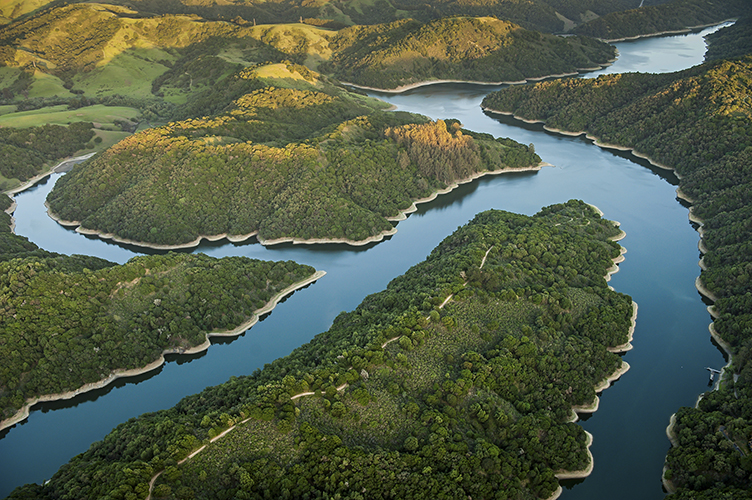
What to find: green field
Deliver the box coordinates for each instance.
[26,71,75,99]
[0,104,140,128]
[71,50,174,98]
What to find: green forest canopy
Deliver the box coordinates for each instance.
[2,189,322,427]
[482,41,752,498]
[46,65,540,247]
[0,249,318,424]
[6,200,634,500]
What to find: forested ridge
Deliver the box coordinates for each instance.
[46,64,539,247]
[2,189,322,428]
[321,17,616,90]
[573,0,752,40]
[6,200,634,500]
[482,36,752,498]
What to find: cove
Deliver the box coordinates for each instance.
[0,24,730,499]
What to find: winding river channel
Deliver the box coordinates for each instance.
[0,23,733,499]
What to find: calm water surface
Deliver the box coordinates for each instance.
[0,24,730,499]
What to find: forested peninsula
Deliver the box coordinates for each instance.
[482,42,752,498]
[45,64,540,248]
[6,200,635,500]
[573,0,752,41]
[0,244,321,431]
[321,17,616,91]
[3,185,325,431]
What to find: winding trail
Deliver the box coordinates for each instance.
[146,248,496,497]
[144,236,630,499]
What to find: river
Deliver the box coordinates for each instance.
[0,23,732,499]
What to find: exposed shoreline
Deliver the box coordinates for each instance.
[663,414,679,494]
[340,61,616,94]
[547,432,595,500]
[4,152,97,197]
[46,162,546,251]
[567,221,636,420]
[3,152,97,235]
[598,209,636,353]
[481,107,680,176]
[600,19,736,43]
[0,270,326,433]
[553,219,634,497]
[569,361,632,419]
[609,301,638,353]
[4,198,17,232]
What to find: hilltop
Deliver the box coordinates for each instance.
[0,0,674,33]
[45,63,540,248]
[323,17,615,90]
[573,0,752,40]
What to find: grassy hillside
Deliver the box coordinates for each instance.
[482,50,752,498]
[0,0,58,24]
[323,16,616,90]
[6,200,634,500]
[0,3,319,101]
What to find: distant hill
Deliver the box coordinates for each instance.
[323,16,616,90]
[704,14,752,61]
[82,0,664,33]
[0,0,674,32]
[573,0,752,40]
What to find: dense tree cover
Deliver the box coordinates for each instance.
[6,200,633,500]
[320,17,615,90]
[46,68,539,246]
[573,0,752,40]
[705,14,752,62]
[0,121,94,190]
[0,250,317,423]
[483,45,752,498]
